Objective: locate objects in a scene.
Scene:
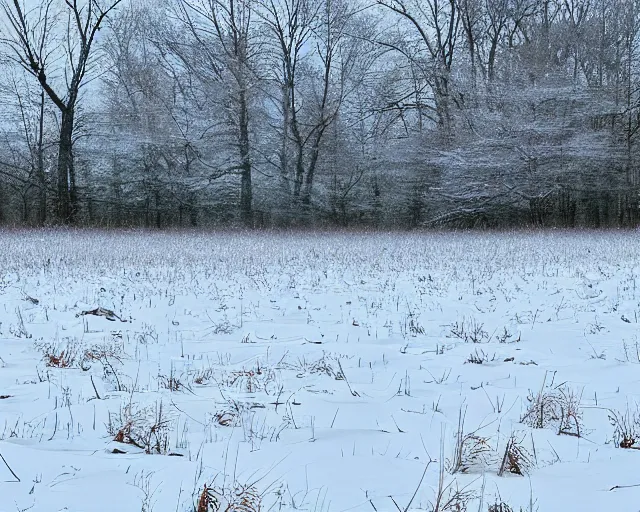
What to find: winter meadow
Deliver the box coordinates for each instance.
[1,229,640,512]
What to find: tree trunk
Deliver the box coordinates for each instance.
[280,78,291,192]
[189,192,198,227]
[435,75,452,131]
[293,144,305,199]
[465,22,476,85]
[238,88,253,226]
[290,73,305,201]
[145,195,150,228]
[112,176,122,228]
[22,193,29,224]
[488,37,499,81]
[57,109,77,224]
[155,190,161,229]
[302,135,323,206]
[37,91,46,226]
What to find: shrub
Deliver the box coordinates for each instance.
[107,401,173,455]
[521,383,583,437]
[196,481,261,512]
[609,406,640,449]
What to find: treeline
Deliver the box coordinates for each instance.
[0,0,639,229]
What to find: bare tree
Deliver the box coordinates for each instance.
[0,68,52,225]
[174,0,258,226]
[260,0,360,209]
[0,0,123,223]
[257,0,319,199]
[456,0,483,83]
[377,0,461,131]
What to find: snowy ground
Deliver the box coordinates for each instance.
[1,230,640,512]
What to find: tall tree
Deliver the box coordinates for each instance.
[176,0,258,226]
[0,68,52,225]
[257,0,319,200]
[377,0,461,131]
[260,0,360,209]
[0,0,123,223]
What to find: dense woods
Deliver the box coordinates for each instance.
[0,0,639,228]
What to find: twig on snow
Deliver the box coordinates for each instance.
[0,450,20,482]
[90,375,101,400]
[337,359,360,397]
[610,483,640,491]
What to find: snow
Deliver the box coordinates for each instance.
[1,229,640,511]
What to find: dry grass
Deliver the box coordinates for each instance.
[196,482,261,512]
[609,406,640,449]
[108,401,173,455]
[46,350,74,368]
[521,378,583,437]
[488,503,516,512]
[498,434,532,476]
[449,408,494,475]
[223,362,276,394]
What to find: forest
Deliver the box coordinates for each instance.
[0,0,638,229]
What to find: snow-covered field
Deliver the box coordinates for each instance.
[2,230,640,512]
